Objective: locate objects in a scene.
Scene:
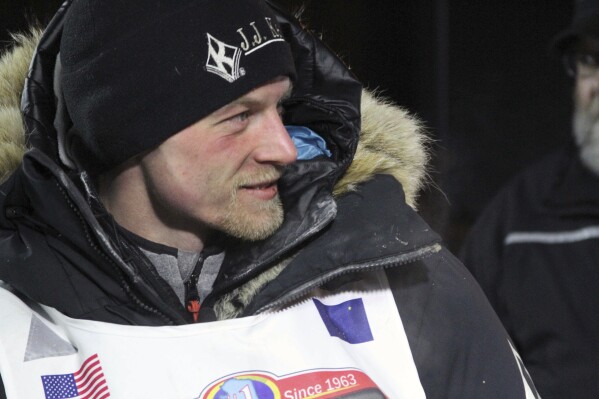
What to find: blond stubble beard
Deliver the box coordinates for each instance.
[573,94,599,176]
[215,168,285,241]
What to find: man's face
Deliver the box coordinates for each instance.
[140,76,297,241]
[573,36,599,174]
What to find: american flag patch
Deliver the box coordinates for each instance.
[41,354,110,399]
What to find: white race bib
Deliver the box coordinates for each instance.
[0,271,425,398]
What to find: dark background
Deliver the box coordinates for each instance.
[0,1,575,252]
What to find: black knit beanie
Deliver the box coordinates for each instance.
[60,0,296,174]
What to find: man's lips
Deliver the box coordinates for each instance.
[239,180,279,200]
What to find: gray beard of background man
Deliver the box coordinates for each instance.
[573,93,599,175]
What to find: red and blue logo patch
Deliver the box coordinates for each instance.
[200,368,385,399]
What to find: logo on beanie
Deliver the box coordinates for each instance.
[205,17,285,83]
[206,34,244,82]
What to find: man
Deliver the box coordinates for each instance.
[0,1,539,398]
[460,1,599,398]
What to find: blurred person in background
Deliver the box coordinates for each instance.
[461,1,599,398]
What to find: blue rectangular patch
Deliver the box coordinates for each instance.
[313,297,374,344]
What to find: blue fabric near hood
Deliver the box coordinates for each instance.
[286,125,332,160]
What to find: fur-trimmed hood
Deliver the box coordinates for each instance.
[0,29,429,208]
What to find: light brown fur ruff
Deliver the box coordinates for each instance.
[0,29,431,320]
[336,90,430,207]
[0,29,42,183]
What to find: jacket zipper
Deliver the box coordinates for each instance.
[184,254,205,323]
[252,243,442,315]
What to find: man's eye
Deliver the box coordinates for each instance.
[228,111,250,123]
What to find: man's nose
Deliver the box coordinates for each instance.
[254,110,298,165]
